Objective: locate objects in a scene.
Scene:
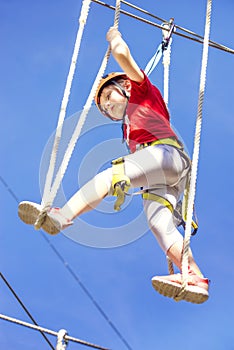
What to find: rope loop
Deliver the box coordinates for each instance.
[113,0,121,27]
[173,289,187,302]
[180,0,212,289]
[34,209,48,230]
[166,256,174,275]
[162,19,174,108]
[79,0,91,24]
[36,0,121,226]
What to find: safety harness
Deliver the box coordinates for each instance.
[111,139,198,235]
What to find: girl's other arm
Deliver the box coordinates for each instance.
[107,27,144,83]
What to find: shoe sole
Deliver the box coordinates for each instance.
[152,277,209,304]
[18,201,60,235]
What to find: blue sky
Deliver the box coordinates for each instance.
[1,0,234,349]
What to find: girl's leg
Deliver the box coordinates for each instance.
[61,169,112,219]
[19,144,189,234]
[144,196,204,276]
[18,168,113,233]
[167,241,203,277]
[124,144,190,189]
[61,144,189,217]
[61,144,189,220]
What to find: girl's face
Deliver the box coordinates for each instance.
[99,85,129,121]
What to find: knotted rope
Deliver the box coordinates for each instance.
[35,0,121,229]
[174,0,212,301]
[162,20,174,106]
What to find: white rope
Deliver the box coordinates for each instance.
[41,0,92,209]
[162,20,175,106]
[174,0,212,301]
[35,0,121,229]
[167,255,174,275]
[56,329,68,350]
[163,39,172,107]
[162,21,172,107]
[162,22,174,274]
[47,48,111,204]
[45,0,121,206]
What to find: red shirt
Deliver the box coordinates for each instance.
[124,71,177,153]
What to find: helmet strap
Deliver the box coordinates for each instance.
[104,80,129,121]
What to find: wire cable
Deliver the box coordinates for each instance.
[121,0,232,53]
[0,272,55,349]
[0,314,109,350]
[91,0,234,55]
[41,234,133,350]
[0,175,133,350]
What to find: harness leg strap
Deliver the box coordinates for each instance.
[142,192,174,213]
[143,191,198,235]
[111,157,131,211]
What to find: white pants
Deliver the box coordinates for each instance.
[94,144,190,252]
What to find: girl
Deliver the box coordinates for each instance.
[18,27,209,304]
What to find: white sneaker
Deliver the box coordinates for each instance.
[18,201,73,235]
[45,207,73,234]
[151,270,209,304]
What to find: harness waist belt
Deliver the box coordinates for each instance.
[137,137,183,150]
